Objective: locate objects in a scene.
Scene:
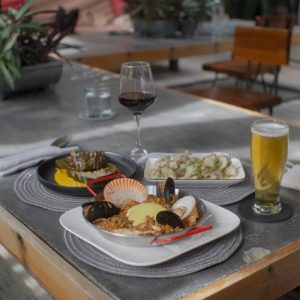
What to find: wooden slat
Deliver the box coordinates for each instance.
[0,206,112,300]
[171,43,215,59]
[75,52,129,69]
[129,48,170,62]
[184,240,300,300]
[234,27,290,65]
[216,40,234,53]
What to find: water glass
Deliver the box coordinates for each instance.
[251,119,289,215]
[79,84,114,121]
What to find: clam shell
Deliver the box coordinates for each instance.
[172,196,196,220]
[103,178,147,206]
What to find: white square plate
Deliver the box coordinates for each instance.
[143,152,245,187]
[60,200,240,267]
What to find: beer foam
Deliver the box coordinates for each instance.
[251,122,289,137]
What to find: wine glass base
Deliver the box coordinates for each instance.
[130,147,148,161]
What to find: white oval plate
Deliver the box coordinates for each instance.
[60,199,240,267]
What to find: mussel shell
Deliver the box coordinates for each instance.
[56,150,108,173]
[164,177,175,203]
[156,210,183,228]
[83,201,120,222]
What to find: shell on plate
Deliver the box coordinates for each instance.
[172,195,196,220]
[84,201,120,222]
[103,178,148,206]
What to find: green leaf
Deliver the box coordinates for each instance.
[1,27,10,39]
[19,22,46,33]
[0,17,6,28]
[7,7,18,16]
[15,0,35,20]
[0,61,15,89]
[3,32,19,52]
[7,62,20,79]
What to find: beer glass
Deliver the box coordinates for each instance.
[251,119,289,215]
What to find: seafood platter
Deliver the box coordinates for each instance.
[81,177,210,247]
[144,151,245,186]
[60,175,241,264]
[37,150,137,196]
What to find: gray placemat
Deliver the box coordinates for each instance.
[14,169,89,212]
[136,156,254,206]
[184,163,254,205]
[64,227,243,278]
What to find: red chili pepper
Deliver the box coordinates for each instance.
[85,173,127,196]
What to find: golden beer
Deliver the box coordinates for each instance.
[251,119,288,215]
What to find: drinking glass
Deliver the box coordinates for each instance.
[119,61,155,160]
[251,119,289,215]
[79,83,114,121]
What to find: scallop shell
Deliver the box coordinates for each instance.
[172,196,196,220]
[103,178,147,206]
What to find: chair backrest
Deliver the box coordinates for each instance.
[233,26,290,66]
[255,14,297,31]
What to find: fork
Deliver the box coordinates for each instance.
[51,134,73,148]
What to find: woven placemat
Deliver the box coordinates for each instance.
[183,163,254,206]
[64,227,243,278]
[14,169,89,212]
[136,157,254,206]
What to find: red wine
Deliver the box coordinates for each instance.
[119,92,155,114]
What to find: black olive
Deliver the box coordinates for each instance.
[86,201,120,221]
[156,211,183,228]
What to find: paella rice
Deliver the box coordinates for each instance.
[86,194,201,235]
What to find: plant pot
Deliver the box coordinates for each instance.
[0,59,63,100]
[134,19,179,38]
[180,19,198,38]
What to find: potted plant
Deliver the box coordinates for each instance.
[179,0,212,37]
[124,0,181,37]
[0,0,78,99]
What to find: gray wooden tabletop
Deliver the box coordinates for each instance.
[0,64,299,300]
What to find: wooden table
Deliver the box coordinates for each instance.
[60,27,300,70]
[0,65,299,300]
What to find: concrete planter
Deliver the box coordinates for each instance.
[180,19,198,38]
[134,19,179,38]
[0,59,63,100]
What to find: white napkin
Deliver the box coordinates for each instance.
[281,165,300,191]
[0,145,79,176]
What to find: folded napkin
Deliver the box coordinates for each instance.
[0,145,79,176]
[281,165,300,191]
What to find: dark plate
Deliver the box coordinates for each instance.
[37,152,137,197]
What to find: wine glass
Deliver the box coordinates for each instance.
[119,61,155,160]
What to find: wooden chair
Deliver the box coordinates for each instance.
[255,14,297,30]
[189,26,290,115]
[203,14,295,87]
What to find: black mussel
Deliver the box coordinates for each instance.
[84,201,120,222]
[156,211,183,228]
[164,177,175,203]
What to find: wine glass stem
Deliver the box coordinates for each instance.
[133,113,142,149]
